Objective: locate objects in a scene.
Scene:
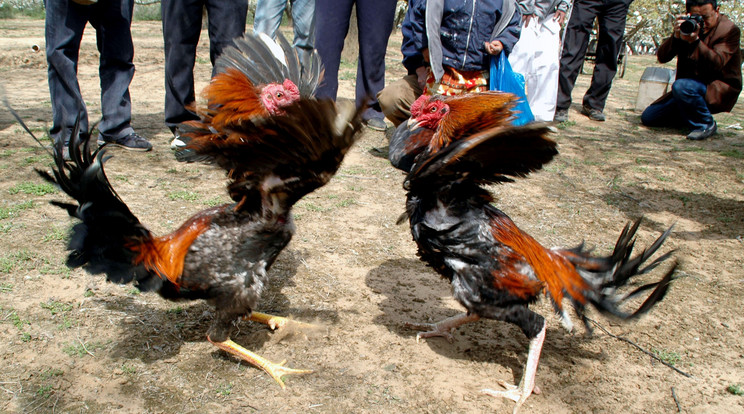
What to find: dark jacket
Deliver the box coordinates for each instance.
[401,0,425,74]
[408,0,522,73]
[657,14,742,113]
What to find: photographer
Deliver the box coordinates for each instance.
[641,0,741,140]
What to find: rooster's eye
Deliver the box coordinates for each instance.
[276,92,283,98]
[430,106,437,113]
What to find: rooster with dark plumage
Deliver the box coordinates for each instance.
[389,92,677,412]
[23,32,363,389]
[167,31,323,152]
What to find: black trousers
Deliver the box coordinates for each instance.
[161,0,247,132]
[314,0,397,121]
[45,0,135,143]
[557,0,631,112]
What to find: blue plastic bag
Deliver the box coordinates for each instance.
[490,53,534,126]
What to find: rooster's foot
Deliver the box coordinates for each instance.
[208,337,312,389]
[403,312,480,343]
[481,382,540,414]
[404,321,456,343]
[244,311,316,331]
[481,324,546,413]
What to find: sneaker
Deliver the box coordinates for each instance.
[364,118,387,131]
[553,109,569,123]
[98,132,152,151]
[581,105,606,122]
[170,132,186,150]
[55,144,71,162]
[686,121,717,141]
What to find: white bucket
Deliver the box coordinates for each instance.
[635,67,676,112]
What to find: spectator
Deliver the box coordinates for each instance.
[45,0,151,159]
[314,0,398,131]
[378,0,522,127]
[641,0,741,141]
[509,0,570,122]
[162,0,247,147]
[253,0,316,72]
[554,0,632,122]
[377,0,425,127]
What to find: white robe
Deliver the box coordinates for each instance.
[508,16,562,122]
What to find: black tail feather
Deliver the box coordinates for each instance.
[563,218,677,322]
[18,116,161,290]
[3,97,54,158]
[609,221,675,288]
[626,262,676,317]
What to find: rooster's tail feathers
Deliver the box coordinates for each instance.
[35,122,161,291]
[555,218,676,332]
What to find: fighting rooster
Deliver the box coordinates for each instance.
[20,33,364,389]
[390,92,677,412]
[171,31,323,149]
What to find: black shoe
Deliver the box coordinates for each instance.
[581,106,605,121]
[553,109,569,123]
[98,132,153,151]
[364,118,388,131]
[686,121,717,141]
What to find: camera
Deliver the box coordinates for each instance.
[680,14,705,35]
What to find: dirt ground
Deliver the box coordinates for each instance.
[1,17,743,414]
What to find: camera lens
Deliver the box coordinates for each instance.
[680,19,697,35]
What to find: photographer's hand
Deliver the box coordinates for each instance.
[680,30,699,43]
[675,14,700,43]
[673,14,685,38]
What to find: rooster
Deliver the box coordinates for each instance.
[18,33,364,389]
[171,30,323,149]
[390,92,677,412]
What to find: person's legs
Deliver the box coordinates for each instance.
[253,0,285,39]
[314,0,354,100]
[290,0,316,72]
[205,0,247,72]
[670,78,714,130]
[44,0,89,145]
[556,0,599,112]
[582,0,629,112]
[90,0,136,140]
[508,18,536,86]
[640,95,680,128]
[355,0,397,123]
[162,0,204,132]
[642,80,716,139]
[526,19,561,122]
[377,74,422,127]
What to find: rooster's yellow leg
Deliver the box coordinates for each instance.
[481,323,546,414]
[243,311,316,330]
[404,312,480,343]
[207,336,313,389]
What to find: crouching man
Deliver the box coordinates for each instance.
[641,0,741,141]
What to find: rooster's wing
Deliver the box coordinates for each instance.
[407,123,558,188]
[177,99,364,212]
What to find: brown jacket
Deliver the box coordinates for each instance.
[656,14,742,113]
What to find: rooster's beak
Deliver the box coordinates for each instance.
[406,118,422,131]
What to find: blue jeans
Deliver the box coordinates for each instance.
[254,0,315,71]
[641,78,714,131]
